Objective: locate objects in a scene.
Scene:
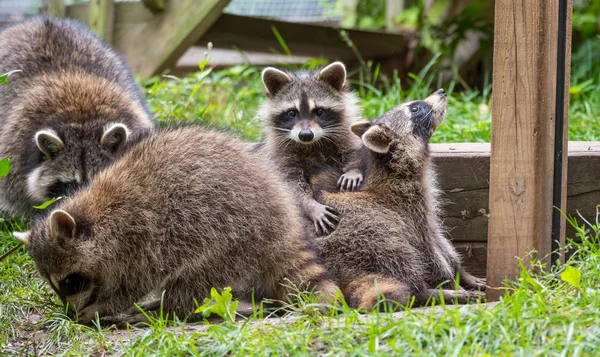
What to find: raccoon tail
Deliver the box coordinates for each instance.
[344,274,484,311]
[344,273,419,311]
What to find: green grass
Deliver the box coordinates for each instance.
[2,213,600,355]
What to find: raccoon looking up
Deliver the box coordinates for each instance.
[312,90,485,311]
[0,17,153,218]
[13,128,339,325]
[259,62,363,235]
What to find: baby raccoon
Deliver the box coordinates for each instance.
[13,127,339,325]
[259,62,363,235]
[312,89,485,310]
[0,17,153,217]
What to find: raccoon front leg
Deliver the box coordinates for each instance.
[337,169,364,192]
[301,197,340,236]
[338,154,364,192]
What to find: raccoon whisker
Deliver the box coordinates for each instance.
[273,127,291,132]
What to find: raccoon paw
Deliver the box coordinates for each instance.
[338,169,364,192]
[310,203,340,236]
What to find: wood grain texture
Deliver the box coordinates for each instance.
[486,0,563,300]
[434,142,598,243]
[88,0,114,43]
[197,14,415,62]
[67,0,231,79]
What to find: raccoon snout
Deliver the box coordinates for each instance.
[298,130,315,142]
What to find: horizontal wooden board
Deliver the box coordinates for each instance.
[433,142,600,243]
[197,14,416,62]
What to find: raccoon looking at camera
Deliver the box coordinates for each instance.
[311,89,485,311]
[258,62,363,235]
[0,17,153,217]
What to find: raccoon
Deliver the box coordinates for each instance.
[311,89,485,310]
[258,62,363,235]
[13,127,339,325]
[0,17,153,218]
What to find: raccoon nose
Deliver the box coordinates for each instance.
[435,88,446,96]
[298,130,314,142]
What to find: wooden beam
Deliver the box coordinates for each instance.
[198,14,415,62]
[67,0,230,79]
[142,0,166,14]
[431,142,598,246]
[41,0,65,17]
[386,0,405,30]
[88,0,115,43]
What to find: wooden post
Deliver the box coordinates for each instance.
[41,0,65,17]
[88,0,115,43]
[386,0,405,30]
[142,0,166,14]
[486,0,572,300]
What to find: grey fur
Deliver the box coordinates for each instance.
[258,62,363,235]
[311,90,485,310]
[15,128,339,325]
[0,17,153,217]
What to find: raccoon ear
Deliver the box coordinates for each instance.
[362,125,394,154]
[13,231,31,246]
[35,130,64,157]
[262,67,292,96]
[350,121,372,137]
[49,209,77,242]
[101,123,129,152]
[319,61,346,91]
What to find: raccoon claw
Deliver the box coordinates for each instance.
[311,203,339,236]
[338,170,363,192]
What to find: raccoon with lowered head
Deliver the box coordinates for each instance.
[13,127,339,325]
[311,90,485,310]
[0,17,153,217]
[259,62,363,235]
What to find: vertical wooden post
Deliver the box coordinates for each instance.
[41,0,65,17]
[386,0,405,30]
[486,0,572,300]
[88,0,115,43]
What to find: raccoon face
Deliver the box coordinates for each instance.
[350,89,447,154]
[13,209,104,324]
[261,62,353,146]
[26,123,130,204]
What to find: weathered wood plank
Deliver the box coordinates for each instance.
[142,0,166,13]
[455,242,487,279]
[41,0,66,17]
[67,0,231,79]
[433,142,599,246]
[197,14,415,62]
[485,0,566,300]
[88,0,114,43]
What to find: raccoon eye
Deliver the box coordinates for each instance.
[411,107,419,113]
[60,273,89,296]
[316,108,325,116]
[287,110,297,118]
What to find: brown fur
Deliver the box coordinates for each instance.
[312,90,485,310]
[0,17,153,217]
[257,62,363,235]
[14,128,339,325]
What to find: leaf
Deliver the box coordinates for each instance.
[194,287,239,322]
[33,196,63,210]
[198,59,210,71]
[0,70,22,87]
[561,266,581,289]
[0,158,10,179]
